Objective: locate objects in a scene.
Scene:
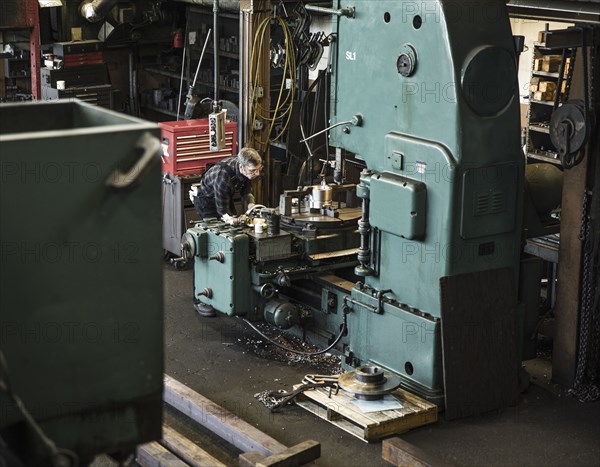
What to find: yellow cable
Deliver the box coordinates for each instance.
[248,16,297,149]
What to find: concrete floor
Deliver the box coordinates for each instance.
[164,265,600,467]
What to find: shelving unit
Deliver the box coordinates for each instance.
[185,7,240,114]
[138,7,240,121]
[525,36,576,166]
[139,48,186,120]
[2,57,32,101]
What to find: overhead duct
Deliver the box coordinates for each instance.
[507,0,600,24]
[171,0,239,12]
[79,0,120,22]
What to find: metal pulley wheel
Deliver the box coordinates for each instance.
[550,99,590,168]
[180,232,197,259]
[338,365,401,400]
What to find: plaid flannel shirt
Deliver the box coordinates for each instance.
[197,157,254,217]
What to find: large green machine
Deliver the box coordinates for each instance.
[185,0,524,411]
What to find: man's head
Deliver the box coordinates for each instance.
[238,147,262,180]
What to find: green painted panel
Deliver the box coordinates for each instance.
[0,101,163,454]
[194,228,251,315]
[348,287,442,398]
[460,162,519,239]
[370,172,426,239]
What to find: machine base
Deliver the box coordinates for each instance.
[194,302,216,317]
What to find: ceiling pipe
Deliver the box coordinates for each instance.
[507,0,600,24]
[79,0,120,23]
[213,0,220,106]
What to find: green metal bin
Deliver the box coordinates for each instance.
[0,100,163,464]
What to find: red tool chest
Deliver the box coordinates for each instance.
[159,119,238,176]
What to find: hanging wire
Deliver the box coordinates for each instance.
[248,16,297,151]
[239,308,347,356]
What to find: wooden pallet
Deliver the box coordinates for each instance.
[294,386,437,442]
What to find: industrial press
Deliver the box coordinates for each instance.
[182,0,542,416]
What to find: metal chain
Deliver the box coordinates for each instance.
[570,28,600,402]
[563,47,577,103]
[579,190,590,241]
[588,26,600,390]
[591,27,598,109]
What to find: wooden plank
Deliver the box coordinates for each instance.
[164,375,286,457]
[399,389,437,411]
[292,386,379,426]
[382,437,452,467]
[240,452,266,467]
[136,441,189,467]
[161,425,226,467]
[294,387,437,442]
[295,398,368,442]
[365,411,436,439]
[298,386,436,423]
[256,440,320,467]
[440,268,519,420]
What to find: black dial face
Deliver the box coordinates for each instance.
[397,53,413,77]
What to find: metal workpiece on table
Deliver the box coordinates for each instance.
[338,366,402,400]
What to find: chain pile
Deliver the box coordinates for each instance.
[571,27,600,403]
[254,389,280,410]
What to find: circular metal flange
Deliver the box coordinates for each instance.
[397,44,417,77]
[338,366,402,400]
[550,99,589,158]
[280,207,361,232]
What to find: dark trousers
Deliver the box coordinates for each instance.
[193,195,237,220]
[193,196,218,219]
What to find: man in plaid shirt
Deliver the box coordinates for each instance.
[190,147,262,224]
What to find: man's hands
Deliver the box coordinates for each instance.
[222,214,236,225]
[189,185,199,203]
[222,214,249,226]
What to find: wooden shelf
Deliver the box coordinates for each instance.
[532,70,560,78]
[190,47,239,60]
[142,105,179,118]
[527,151,561,165]
[529,124,550,134]
[196,81,238,93]
[530,99,556,106]
[145,67,187,81]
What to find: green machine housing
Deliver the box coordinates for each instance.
[187,0,524,408]
[0,101,164,464]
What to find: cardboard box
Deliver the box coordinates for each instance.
[541,61,560,73]
[534,90,555,101]
[542,54,562,63]
[539,81,556,92]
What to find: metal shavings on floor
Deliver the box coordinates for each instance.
[254,389,279,410]
[235,322,342,375]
